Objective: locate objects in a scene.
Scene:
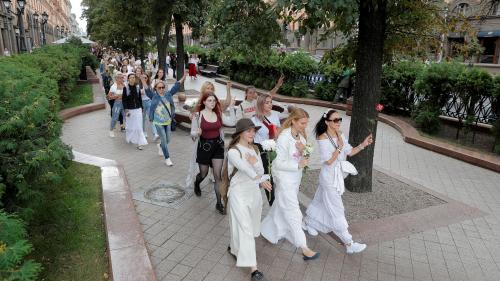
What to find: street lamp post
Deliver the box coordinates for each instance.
[33,11,38,46]
[2,0,14,53]
[56,25,59,39]
[16,0,26,52]
[41,11,48,45]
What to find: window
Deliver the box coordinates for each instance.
[456,3,470,16]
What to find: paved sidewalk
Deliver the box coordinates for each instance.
[61,75,500,281]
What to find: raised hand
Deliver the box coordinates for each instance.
[363,134,373,147]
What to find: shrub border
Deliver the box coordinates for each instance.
[215,78,500,173]
[59,74,157,281]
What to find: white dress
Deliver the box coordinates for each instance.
[304,134,355,244]
[261,128,307,248]
[227,144,265,267]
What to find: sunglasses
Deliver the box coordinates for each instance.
[157,86,165,89]
[327,118,342,123]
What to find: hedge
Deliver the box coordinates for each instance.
[0,41,96,280]
[0,42,96,218]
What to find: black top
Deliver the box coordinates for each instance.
[122,84,143,110]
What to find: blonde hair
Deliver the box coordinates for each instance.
[200,81,215,95]
[255,93,272,121]
[280,108,309,141]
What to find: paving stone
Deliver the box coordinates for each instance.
[62,74,500,281]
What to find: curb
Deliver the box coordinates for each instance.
[72,152,157,281]
[59,102,106,120]
[214,78,500,173]
[59,76,157,281]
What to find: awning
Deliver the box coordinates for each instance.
[448,32,464,39]
[477,30,500,38]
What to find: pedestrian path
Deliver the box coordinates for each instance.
[61,75,500,281]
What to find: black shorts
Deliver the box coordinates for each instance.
[196,137,225,165]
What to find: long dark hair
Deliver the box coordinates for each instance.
[154,68,166,81]
[314,109,337,138]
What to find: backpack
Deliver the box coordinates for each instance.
[220,145,260,207]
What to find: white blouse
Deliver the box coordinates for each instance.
[228,144,265,186]
[251,111,281,144]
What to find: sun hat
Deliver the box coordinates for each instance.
[232,118,261,138]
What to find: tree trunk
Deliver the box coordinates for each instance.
[156,17,172,73]
[140,32,145,70]
[345,0,387,193]
[174,14,185,91]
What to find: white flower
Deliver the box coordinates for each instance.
[185,98,198,108]
[261,139,276,151]
[303,144,314,157]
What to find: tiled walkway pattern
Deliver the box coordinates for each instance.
[61,75,500,281]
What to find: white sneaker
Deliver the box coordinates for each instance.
[157,144,163,156]
[165,158,173,166]
[307,226,318,236]
[301,222,318,236]
[346,242,366,254]
[109,131,115,138]
[153,135,159,142]
[137,145,144,150]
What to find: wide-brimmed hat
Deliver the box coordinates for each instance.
[232,118,261,138]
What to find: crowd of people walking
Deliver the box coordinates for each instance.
[99,48,374,281]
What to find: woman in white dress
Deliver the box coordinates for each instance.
[260,108,320,260]
[122,73,148,150]
[251,93,281,205]
[303,109,373,254]
[225,118,272,281]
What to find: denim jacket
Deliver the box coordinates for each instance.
[145,81,180,122]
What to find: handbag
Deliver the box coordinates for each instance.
[263,116,277,139]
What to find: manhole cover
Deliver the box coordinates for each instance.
[144,183,185,204]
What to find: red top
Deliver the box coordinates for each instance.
[200,115,222,139]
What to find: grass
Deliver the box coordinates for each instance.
[63,84,93,109]
[29,162,109,281]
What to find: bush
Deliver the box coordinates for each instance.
[279,80,309,97]
[0,210,41,280]
[314,62,345,101]
[412,104,441,134]
[381,61,424,113]
[493,75,500,154]
[414,62,465,109]
[314,80,337,101]
[0,44,83,219]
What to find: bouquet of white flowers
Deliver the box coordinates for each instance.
[184,98,198,112]
[302,143,314,171]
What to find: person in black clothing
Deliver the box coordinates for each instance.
[122,73,148,149]
[170,53,177,78]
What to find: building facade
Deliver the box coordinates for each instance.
[445,0,500,64]
[1,0,73,56]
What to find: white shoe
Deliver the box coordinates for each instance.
[137,145,144,150]
[346,242,366,254]
[109,131,115,138]
[165,158,173,166]
[301,222,318,236]
[153,135,159,142]
[307,226,318,236]
[157,144,163,156]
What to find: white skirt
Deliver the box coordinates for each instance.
[304,182,353,244]
[125,108,148,146]
[228,182,262,267]
[261,171,307,248]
